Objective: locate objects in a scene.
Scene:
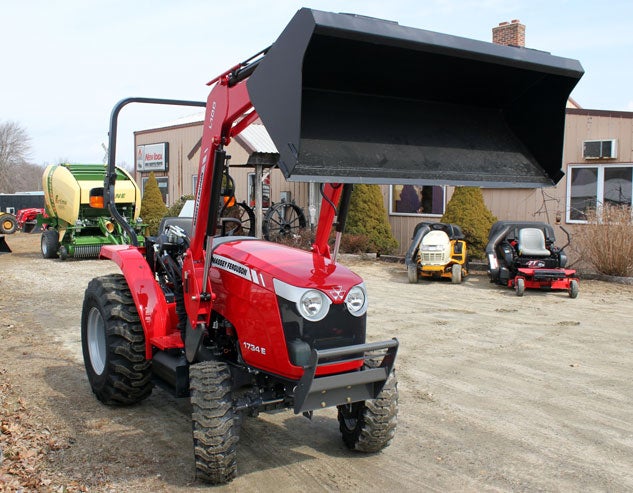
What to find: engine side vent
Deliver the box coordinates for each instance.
[583,139,617,160]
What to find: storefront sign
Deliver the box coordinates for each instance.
[137,143,169,172]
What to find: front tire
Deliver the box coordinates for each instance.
[337,367,398,453]
[451,263,462,284]
[515,277,525,297]
[569,279,579,299]
[190,360,239,484]
[81,274,153,405]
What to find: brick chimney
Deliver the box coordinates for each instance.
[492,19,525,47]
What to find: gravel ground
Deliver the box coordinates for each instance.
[1,232,633,492]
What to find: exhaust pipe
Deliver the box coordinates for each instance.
[248,8,583,187]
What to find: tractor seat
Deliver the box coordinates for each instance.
[517,228,550,257]
[158,217,193,237]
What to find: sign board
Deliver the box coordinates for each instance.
[136,143,169,172]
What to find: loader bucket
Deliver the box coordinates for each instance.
[0,235,11,253]
[247,8,583,187]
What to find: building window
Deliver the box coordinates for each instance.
[567,164,633,222]
[390,185,445,216]
[192,175,198,196]
[142,176,169,205]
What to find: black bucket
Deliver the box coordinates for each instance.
[0,235,11,253]
[247,8,583,187]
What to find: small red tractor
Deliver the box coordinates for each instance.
[80,8,583,483]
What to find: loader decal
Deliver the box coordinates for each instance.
[212,254,252,281]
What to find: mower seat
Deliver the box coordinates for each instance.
[517,228,550,257]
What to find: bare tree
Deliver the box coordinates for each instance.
[0,121,33,193]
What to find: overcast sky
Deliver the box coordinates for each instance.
[3,0,632,168]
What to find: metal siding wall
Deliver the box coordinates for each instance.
[134,111,633,256]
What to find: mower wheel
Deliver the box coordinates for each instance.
[41,229,59,258]
[81,274,153,405]
[337,364,398,453]
[515,278,525,297]
[0,215,17,234]
[407,263,418,283]
[190,360,239,484]
[451,264,462,284]
[569,279,579,299]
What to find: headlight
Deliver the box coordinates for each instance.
[345,285,367,317]
[298,289,330,321]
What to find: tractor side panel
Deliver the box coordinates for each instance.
[209,266,298,377]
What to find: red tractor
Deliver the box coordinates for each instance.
[16,207,46,233]
[80,8,583,483]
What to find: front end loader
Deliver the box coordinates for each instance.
[80,8,583,484]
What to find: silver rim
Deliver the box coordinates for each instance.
[87,306,106,375]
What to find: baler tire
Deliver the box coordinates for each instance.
[81,274,153,405]
[41,229,59,259]
[407,263,418,283]
[0,215,18,234]
[190,360,239,484]
[337,366,398,453]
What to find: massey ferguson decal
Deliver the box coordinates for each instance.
[212,254,252,281]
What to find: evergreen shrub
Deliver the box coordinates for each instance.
[441,187,497,259]
[344,184,398,255]
[140,172,168,235]
[167,194,194,217]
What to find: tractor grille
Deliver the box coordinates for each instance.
[421,251,448,264]
[73,245,102,258]
[277,297,366,363]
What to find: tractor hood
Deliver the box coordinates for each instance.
[247,8,584,187]
[213,240,363,298]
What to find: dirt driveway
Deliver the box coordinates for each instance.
[1,232,633,492]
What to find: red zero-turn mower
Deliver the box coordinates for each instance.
[79,8,583,484]
[486,221,579,298]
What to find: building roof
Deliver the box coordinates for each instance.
[151,111,205,130]
[235,124,278,154]
[138,112,278,155]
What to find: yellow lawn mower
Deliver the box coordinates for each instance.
[405,222,468,283]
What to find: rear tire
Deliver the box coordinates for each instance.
[190,360,239,484]
[515,278,525,297]
[41,229,59,258]
[0,215,17,234]
[337,367,398,453]
[407,263,418,283]
[451,263,462,284]
[81,274,153,405]
[569,279,579,299]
